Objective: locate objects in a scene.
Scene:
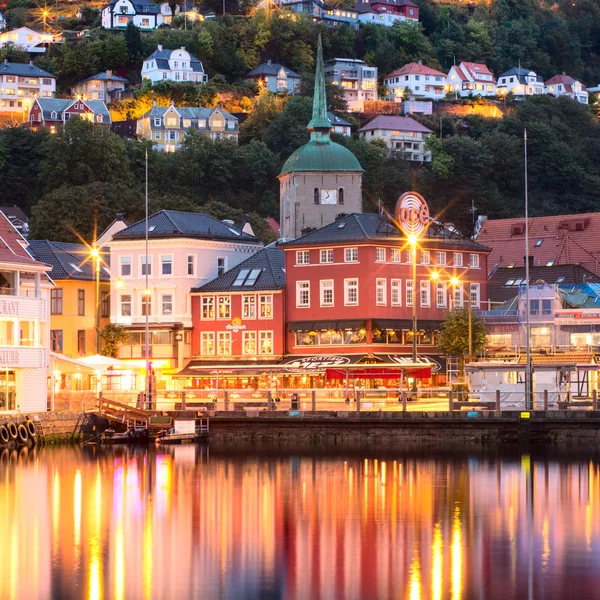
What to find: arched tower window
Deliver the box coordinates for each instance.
[314,188,319,204]
[338,188,344,205]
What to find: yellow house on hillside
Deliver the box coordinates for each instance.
[28,241,110,357]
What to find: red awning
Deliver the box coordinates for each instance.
[326,367,432,380]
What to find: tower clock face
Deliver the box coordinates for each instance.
[320,189,337,205]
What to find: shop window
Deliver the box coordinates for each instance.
[0,371,16,411]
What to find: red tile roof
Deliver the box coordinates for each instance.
[0,211,48,267]
[545,74,586,93]
[358,115,433,133]
[476,212,600,276]
[461,62,497,83]
[385,62,446,79]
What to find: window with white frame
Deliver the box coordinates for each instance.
[436,251,446,266]
[420,250,431,265]
[141,293,151,316]
[345,279,358,305]
[187,255,195,275]
[296,251,310,265]
[320,280,334,306]
[469,254,480,268]
[243,295,256,318]
[201,296,214,319]
[161,255,173,275]
[376,278,386,305]
[120,294,131,316]
[217,296,230,319]
[259,331,273,354]
[453,282,463,307]
[120,256,131,277]
[217,257,226,277]
[161,294,172,315]
[420,281,430,307]
[436,281,447,308]
[406,280,414,306]
[217,331,232,355]
[297,281,310,307]
[320,249,333,264]
[201,332,214,355]
[391,279,401,306]
[141,255,152,276]
[259,295,273,318]
[390,248,401,263]
[454,253,463,267]
[405,249,413,264]
[376,248,386,262]
[344,248,358,263]
[470,283,480,307]
[243,331,256,354]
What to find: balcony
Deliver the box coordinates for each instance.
[0,295,47,319]
[0,346,46,368]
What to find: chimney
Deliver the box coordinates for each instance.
[3,59,7,64]
[29,60,33,66]
[267,59,272,66]
[153,100,157,107]
[417,59,422,65]
[106,69,113,79]
[157,44,163,51]
[181,46,186,51]
[524,255,534,269]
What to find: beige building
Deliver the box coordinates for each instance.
[136,102,239,151]
[358,115,433,162]
[70,70,128,104]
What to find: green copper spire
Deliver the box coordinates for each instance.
[307,34,332,139]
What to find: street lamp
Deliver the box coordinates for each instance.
[90,246,101,354]
[408,235,418,395]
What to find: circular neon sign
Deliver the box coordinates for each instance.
[395,191,430,237]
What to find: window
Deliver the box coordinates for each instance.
[344,248,358,263]
[374,278,386,305]
[436,282,447,307]
[405,249,413,264]
[469,283,480,308]
[314,188,319,204]
[297,281,310,307]
[390,248,401,263]
[217,257,226,277]
[162,294,172,315]
[542,299,552,315]
[320,280,334,306]
[420,281,430,307]
[259,295,273,318]
[141,256,152,276]
[344,279,358,306]
[161,255,173,275]
[217,331,232,355]
[77,330,85,355]
[120,295,131,317]
[436,252,446,266]
[320,249,334,264]
[217,296,230,319]
[244,269,261,286]
[530,299,540,315]
[187,255,195,276]
[141,293,151,316]
[154,117,161,127]
[201,297,214,319]
[338,188,344,205]
[535,239,543,247]
[201,332,214,355]
[469,254,480,268]
[76,289,85,316]
[454,253,463,267]
[375,248,386,262]
[296,251,310,265]
[452,283,463,308]
[391,280,401,306]
[51,288,63,315]
[50,330,63,353]
[406,280,414,307]
[243,295,256,319]
[101,291,109,318]
[243,331,257,354]
[259,331,273,354]
[420,250,430,265]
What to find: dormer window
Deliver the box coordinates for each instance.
[511,224,525,236]
[50,111,57,119]
[154,117,161,126]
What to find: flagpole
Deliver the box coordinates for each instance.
[524,129,532,409]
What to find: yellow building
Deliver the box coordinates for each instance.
[28,241,110,357]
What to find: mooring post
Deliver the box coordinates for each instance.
[356,391,361,414]
[449,391,454,412]
[543,389,549,411]
[593,389,598,411]
[181,390,186,411]
[311,390,316,412]
[224,390,229,412]
[402,391,407,412]
[495,389,501,412]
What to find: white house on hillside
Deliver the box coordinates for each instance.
[0,27,56,53]
[497,67,545,96]
[101,0,177,29]
[0,14,6,31]
[142,45,208,84]
[324,58,377,112]
[447,61,497,97]
[0,61,56,115]
[384,62,446,101]
[545,74,588,104]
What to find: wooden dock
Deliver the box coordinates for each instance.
[97,397,171,430]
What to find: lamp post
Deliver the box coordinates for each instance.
[90,246,101,354]
[409,235,418,395]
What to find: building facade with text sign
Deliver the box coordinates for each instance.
[0,213,52,412]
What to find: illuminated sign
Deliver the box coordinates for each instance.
[554,310,600,325]
[0,299,18,315]
[282,355,351,372]
[226,318,246,333]
[394,191,430,237]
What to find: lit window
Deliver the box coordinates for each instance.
[201,332,214,355]
[259,331,273,354]
[201,296,214,319]
[217,331,231,355]
[243,295,256,319]
[243,331,257,354]
[217,296,230,319]
[259,295,273,318]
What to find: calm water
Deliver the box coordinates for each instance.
[2,444,600,600]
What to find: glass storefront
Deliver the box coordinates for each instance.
[295,328,367,346]
[0,370,16,411]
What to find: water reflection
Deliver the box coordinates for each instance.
[0,446,600,599]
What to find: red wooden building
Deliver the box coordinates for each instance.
[27,98,111,131]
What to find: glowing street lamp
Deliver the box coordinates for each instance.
[90,246,101,354]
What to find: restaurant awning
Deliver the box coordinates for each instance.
[378,354,446,373]
[278,354,365,372]
[174,359,283,377]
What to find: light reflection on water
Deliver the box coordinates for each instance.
[0,445,600,599]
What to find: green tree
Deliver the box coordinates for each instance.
[100,324,130,358]
[125,22,144,60]
[437,307,487,378]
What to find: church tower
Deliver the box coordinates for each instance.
[278,35,363,239]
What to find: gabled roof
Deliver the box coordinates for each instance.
[453,62,496,84]
[545,74,586,93]
[74,71,128,85]
[27,240,110,281]
[0,206,28,223]
[358,114,432,134]
[141,104,236,121]
[354,0,417,13]
[385,62,446,79]
[498,67,543,85]
[328,111,351,127]
[144,47,205,73]
[245,62,300,79]
[112,210,261,243]
[32,98,71,120]
[477,213,600,276]
[281,213,489,249]
[0,212,48,268]
[81,100,111,119]
[107,0,162,13]
[0,61,56,78]
[192,245,285,293]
